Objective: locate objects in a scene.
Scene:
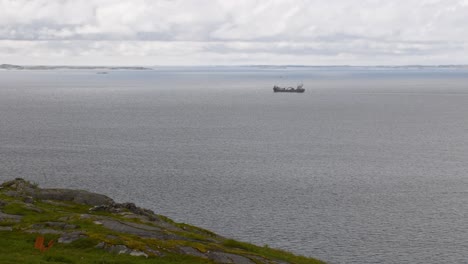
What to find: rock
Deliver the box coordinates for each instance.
[95,242,106,249]
[129,250,148,258]
[23,196,34,204]
[80,214,93,220]
[32,189,114,206]
[31,223,43,229]
[0,212,23,222]
[58,231,87,244]
[65,224,77,229]
[95,243,149,258]
[0,226,13,231]
[1,178,37,195]
[178,246,255,264]
[247,256,290,264]
[206,251,256,264]
[178,246,207,258]
[1,178,114,206]
[23,204,43,213]
[26,229,63,234]
[90,202,156,220]
[58,216,71,221]
[120,202,155,217]
[98,219,182,240]
[43,200,74,207]
[145,246,165,257]
[108,244,131,254]
[106,235,119,240]
[0,200,6,207]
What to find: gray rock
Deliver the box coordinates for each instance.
[95,243,151,258]
[107,244,136,254]
[105,235,119,240]
[31,222,78,230]
[98,219,183,240]
[0,212,22,222]
[95,242,106,249]
[58,231,87,244]
[1,178,114,206]
[32,189,114,206]
[48,222,78,229]
[145,246,165,257]
[248,256,290,264]
[0,226,13,231]
[26,229,63,234]
[79,214,93,220]
[23,196,34,204]
[178,246,207,258]
[129,250,148,258]
[107,244,131,254]
[23,204,43,213]
[90,202,156,220]
[1,178,33,190]
[58,216,71,221]
[206,251,255,264]
[43,200,74,207]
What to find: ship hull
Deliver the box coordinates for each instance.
[273,84,305,93]
[273,89,305,93]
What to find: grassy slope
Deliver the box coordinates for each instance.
[0,186,325,264]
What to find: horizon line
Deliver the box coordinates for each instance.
[2,63,468,68]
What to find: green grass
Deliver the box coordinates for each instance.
[0,181,325,264]
[222,239,325,264]
[0,231,212,264]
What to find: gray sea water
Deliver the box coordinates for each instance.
[1,66,467,264]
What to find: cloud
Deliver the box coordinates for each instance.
[0,0,467,65]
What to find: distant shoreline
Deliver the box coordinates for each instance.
[0,64,151,70]
[1,63,468,71]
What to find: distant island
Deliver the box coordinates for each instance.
[2,63,468,71]
[0,64,151,70]
[0,178,324,264]
[248,64,468,69]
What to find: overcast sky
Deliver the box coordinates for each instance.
[1,0,467,65]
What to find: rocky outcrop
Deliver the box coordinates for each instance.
[96,242,149,257]
[32,189,114,206]
[2,178,113,206]
[58,231,88,244]
[0,179,323,264]
[90,202,156,220]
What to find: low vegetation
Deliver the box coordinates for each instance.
[0,178,325,264]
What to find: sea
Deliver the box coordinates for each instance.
[1,66,467,264]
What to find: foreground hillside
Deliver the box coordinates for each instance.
[0,178,324,264]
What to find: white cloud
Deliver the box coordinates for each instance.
[0,0,467,65]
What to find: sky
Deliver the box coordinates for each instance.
[1,0,468,66]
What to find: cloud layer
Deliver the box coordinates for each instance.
[1,0,467,65]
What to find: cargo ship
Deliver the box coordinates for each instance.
[273,84,305,93]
